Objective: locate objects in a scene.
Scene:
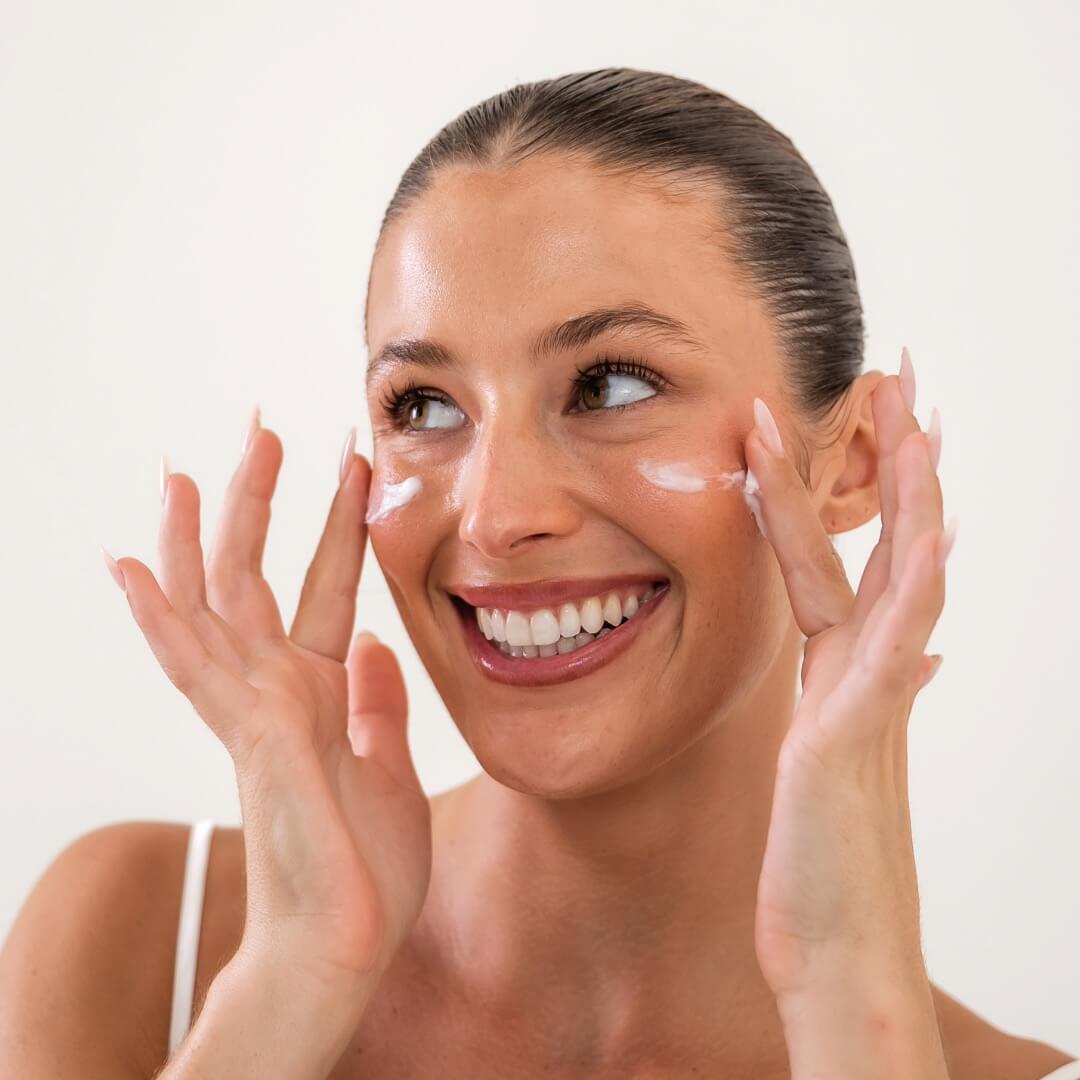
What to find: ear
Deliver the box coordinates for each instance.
[810,370,885,537]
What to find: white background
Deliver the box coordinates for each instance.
[1,0,1077,1054]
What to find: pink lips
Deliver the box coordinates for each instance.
[451,583,670,688]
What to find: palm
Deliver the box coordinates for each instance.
[114,420,432,990]
[237,641,432,983]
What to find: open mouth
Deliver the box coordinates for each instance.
[448,579,671,687]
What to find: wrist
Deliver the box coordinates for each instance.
[776,962,949,1080]
[164,950,376,1080]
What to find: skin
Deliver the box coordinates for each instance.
[359,152,892,1072]
[1,150,1071,1079]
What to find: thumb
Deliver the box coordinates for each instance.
[345,631,421,793]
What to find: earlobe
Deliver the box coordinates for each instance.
[816,371,884,536]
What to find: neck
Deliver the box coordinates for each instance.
[416,627,804,1072]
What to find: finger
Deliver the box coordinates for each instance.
[346,632,420,795]
[204,423,287,645]
[745,397,855,638]
[821,528,946,748]
[289,448,373,662]
[847,371,923,630]
[116,554,260,759]
[159,468,250,671]
[889,431,944,592]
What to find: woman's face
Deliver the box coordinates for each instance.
[364,154,799,797]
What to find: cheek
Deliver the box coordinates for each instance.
[365,467,433,590]
[364,474,423,524]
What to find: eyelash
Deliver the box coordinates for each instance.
[377,354,668,434]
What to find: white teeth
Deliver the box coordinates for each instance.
[505,611,531,647]
[478,583,666,658]
[602,592,622,627]
[579,596,604,634]
[558,602,581,638]
[529,609,561,647]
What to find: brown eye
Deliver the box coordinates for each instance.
[406,399,429,430]
[580,376,609,410]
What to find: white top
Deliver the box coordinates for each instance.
[164,819,1080,1077]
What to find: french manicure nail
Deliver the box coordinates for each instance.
[937,516,958,569]
[160,453,170,504]
[927,407,942,470]
[899,346,916,412]
[752,397,784,457]
[242,404,261,457]
[339,425,357,485]
[101,545,126,592]
[923,654,944,688]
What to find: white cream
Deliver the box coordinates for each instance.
[364,475,422,524]
[742,467,767,539]
[637,460,768,540]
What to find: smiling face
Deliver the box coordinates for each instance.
[363,154,802,798]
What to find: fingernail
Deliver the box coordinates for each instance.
[242,404,261,457]
[923,654,944,688]
[937,516,958,569]
[752,397,784,458]
[899,346,917,412]
[927,407,942,471]
[339,425,357,486]
[159,453,170,504]
[355,629,379,645]
[101,545,126,592]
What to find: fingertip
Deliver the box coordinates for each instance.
[101,545,127,592]
[752,397,785,458]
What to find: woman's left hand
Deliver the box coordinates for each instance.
[746,351,954,1021]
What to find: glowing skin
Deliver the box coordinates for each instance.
[360,153,883,1070]
[636,460,768,539]
[364,474,423,525]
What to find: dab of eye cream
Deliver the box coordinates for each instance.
[364,475,422,524]
[637,461,768,539]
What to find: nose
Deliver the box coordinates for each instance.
[456,415,584,559]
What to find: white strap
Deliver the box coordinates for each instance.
[167,819,215,1056]
[1039,1062,1080,1080]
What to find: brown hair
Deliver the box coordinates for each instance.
[366,66,865,460]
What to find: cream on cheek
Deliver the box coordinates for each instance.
[637,460,767,540]
[364,474,424,524]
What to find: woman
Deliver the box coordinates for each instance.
[2,67,1075,1078]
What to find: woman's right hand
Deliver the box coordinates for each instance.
[104,412,432,1003]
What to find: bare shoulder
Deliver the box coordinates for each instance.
[932,983,1077,1080]
[0,820,244,1079]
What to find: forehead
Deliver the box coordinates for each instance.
[365,154,761,360]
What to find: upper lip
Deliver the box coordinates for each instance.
[445,573,668,612]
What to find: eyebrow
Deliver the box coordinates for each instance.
[364,301,708,389]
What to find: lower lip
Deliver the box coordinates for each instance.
[452,584,671,688]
